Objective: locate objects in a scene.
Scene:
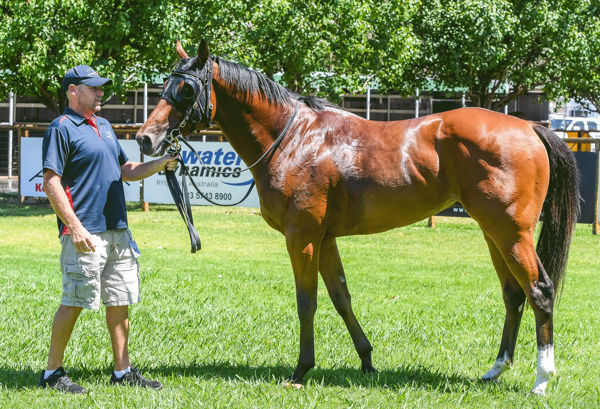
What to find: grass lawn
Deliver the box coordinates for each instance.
[0,197,599,408]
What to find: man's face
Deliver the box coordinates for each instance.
[71,84,104,114]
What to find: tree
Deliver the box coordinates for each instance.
[411,0,578,109]
[544,0,600,113]
[0,0,186,114]
[182,0,419,102]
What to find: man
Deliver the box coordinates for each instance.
[39,65,177,393]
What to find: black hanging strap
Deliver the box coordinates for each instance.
[163,101,300,252]
[165,162,201,253]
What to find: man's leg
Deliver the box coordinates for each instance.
[47,304,82,370]
[105,305,161,389]
[106,305,131,371]
[41,304,87,394]
[103,229,161,389]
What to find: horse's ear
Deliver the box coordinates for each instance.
[197,39,209,65]
[176,40,189,59]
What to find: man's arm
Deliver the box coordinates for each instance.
[43,170,96,253]
[121,155,178,181]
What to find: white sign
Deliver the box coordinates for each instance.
[19,137,140,201]
[19,138,46,197]
[144,142,259,207]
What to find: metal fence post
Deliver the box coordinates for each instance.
[141,83,149,211]
[504,80,509,115]
[8,92,14,177]
[365,88,371,120]
[143,83,148,122]
[17,126,24,203]
[415,89,420,118]
[594,141,600,235]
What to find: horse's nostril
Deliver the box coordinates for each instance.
[141,135,152,149]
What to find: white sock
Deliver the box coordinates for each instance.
[113,367,131,379]
[44,369,57,380]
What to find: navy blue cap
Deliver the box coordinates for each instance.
[62,65,112,90]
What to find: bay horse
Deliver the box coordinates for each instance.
[136,40,580,395]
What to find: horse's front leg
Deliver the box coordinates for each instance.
[284,224,323,386]
[319,235,375,373]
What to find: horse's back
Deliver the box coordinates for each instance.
[318,107,549,236]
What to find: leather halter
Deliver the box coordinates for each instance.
[157,56,300,252]
[160,57,214,154]
[158,57,214,253]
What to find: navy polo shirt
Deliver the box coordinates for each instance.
[42,107,129,236]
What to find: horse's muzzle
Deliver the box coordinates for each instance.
[136,134,159,156]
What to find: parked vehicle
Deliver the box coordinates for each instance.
[549,115,600,152]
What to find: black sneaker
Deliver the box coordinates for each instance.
[39,367,86,394]
[110,367,162,390]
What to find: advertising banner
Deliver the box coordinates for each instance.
[143,142,259,207]
[436,152,596,224]
[19,137,140,201]
[19,137,45,197]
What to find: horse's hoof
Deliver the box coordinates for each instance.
[282,381,304,389]
[530,386,546,396]
[361,364,377,374]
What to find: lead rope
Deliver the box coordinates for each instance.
[165,165,201,253]
[165,101,299,252]
[176,100,299,176]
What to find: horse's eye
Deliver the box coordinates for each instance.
[173,81,194,103]
[180,82,195,100]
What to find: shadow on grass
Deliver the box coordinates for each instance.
[149,361,521,392]
[0,196,55,217]
[0,363,521,393]
[0,367,113,390]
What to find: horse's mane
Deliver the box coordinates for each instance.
[214,56,328,112]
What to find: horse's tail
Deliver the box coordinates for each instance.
[533,124,581,296]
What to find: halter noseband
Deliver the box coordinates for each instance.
[160,57,214,155]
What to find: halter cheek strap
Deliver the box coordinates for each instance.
[160,59,213,253]
[161,59,214,151]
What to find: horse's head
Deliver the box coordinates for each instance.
[136,40,215,156]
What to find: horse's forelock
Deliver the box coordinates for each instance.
[175,57,199,72]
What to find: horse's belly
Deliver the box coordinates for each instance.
[327,186,454,236]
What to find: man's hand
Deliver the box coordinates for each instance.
[70,225,96,253]
[121,156,179,181]
[161,155,179,172]
[44,169,94,252]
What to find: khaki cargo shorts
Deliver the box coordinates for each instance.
[59,229,140,310]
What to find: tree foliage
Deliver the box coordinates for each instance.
[0,0,597,113]
[0,0,185,114]
[411,0,582,110]
[544,0,600,113]
[182,0,418,102]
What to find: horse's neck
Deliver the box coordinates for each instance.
[214,87,292,168]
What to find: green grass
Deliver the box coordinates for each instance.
[1,198,599,408]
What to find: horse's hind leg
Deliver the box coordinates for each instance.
[482,234,526,382]
[319,235,375,373]
[485,230,556,395]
